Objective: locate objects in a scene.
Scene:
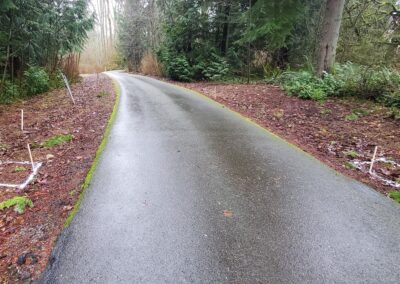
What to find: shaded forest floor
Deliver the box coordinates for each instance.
[171,81,400,198]
[0,75,116,283]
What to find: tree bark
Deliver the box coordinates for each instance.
[221,0,231,55]
[316,0,345,77]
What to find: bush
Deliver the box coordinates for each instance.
[159,50,193,82]
[197,53,230,81]
[333,63,400,100]
[278,71,336,101]
[49,72,65,90]
[0,80,20,104]
[24,66,50,96]
[382,91,400,108]
[275,62,400,105]
[158,47,231,81]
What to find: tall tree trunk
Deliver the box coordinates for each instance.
[221,0,231,55]
[316,0,345,77]
[2,27,12,83]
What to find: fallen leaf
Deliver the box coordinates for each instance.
[223,210,233,218]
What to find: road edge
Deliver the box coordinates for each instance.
[64,75,121,228]
[154,77,399,204]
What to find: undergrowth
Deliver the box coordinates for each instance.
[274,62,400,112]
[389,191,400,204]
[0,196,33,214]
[42,134,73,148]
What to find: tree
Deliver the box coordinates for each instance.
[316,0,346,76]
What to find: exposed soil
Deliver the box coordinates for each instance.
[0,163,31,185]
[0,74,116,283]
[171,81,400,196]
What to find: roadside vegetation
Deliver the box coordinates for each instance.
[0,196,33,214]
[117,1,400,113]
[0,0,94,104]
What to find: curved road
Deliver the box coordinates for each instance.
[40,72,400,283]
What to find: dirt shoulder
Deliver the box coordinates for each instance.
[170,81,400,197]
[0,74,116,283]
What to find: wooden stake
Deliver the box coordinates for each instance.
[27,143,34,170]
[21,109,24,131]
[369,146,378,174]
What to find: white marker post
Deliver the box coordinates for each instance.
[27,143,34,171]
[369,146,379,174]
[21,109,24,131]
[61,73,76,105]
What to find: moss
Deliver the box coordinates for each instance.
[345,113,359,121]
[64,78,121,228]
[343,150,360,159]
[344,161,356,170]
[42,134,73,148]
[0,143,9,150]
[14,166,27,172]
[0,196,33,214]
[388,191,400,204]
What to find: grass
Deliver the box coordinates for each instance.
[42,134,73,148]
[389,191,400,204]
[0,196,33,214]
[64,78,120,228]
[343,150,360,159]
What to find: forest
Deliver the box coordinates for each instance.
[1,0,400,112]
[116,0,400,113]
[0,0,94,103]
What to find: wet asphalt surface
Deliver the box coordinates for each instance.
[39,72,400,283]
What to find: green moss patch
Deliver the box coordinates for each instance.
[0,196,33,214]
[389,191,400,204]
[42,134,73,148]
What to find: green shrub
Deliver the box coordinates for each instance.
[382,91,400,108]
[49,72,65,90]
[199,53,230,81]
[166,55,193,82]
[24,66,50,96]
[278,71,335,101]
[275,62,400,106]
[159,47,231,81]
[388,107,400,120]
[333,63,400,100]
[0,80,20,104]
